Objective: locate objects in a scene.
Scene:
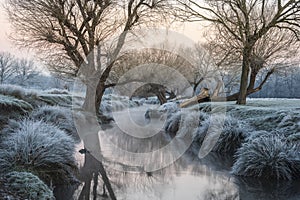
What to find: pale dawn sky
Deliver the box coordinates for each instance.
[0,2,204,59]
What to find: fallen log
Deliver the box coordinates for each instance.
[179,88,210,108]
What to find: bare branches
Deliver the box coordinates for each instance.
[6,0,170,76]
[0,52,39,85]
[0,52,16,84]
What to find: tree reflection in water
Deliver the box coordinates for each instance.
[66,115,300,200]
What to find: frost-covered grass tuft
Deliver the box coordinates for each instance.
[144,97,160,104]
[191,115,247,154]
[0,84,74,108]
[287,132,300,142]
[100,99,127,113]
[100,94,139,114]
[0,94,33,131]
[0,84,37,99]
[0,94,33,112]
[37,94,73,107]
[247,110,300,135]
[223,99,300,136]
[164,110,209,137]
[159,102,180,114]
[31,106,80,142]
[212,116,247,154]
[0,119,78,185]
[45,88,69,95]
[164,111,182,136]
[232,133,300,180]
[2,171,54,200]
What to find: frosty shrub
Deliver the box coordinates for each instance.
[145,108,163,120]
[2,171,54,200]
[225,100,300,136]
[232,134,300,180]
[132,98,145,106]
[144,102,179,121]
[100,99,112,113]
[31,106,80,142]
[250,110,300,134]
[0,119,78,185]
[111,99,128,112]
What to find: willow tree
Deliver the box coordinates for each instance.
[6,0,171,199]
[176,0,300,104]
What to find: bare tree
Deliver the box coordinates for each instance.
[107,43,221,103]
[182,43,222,95]
[0,52,16,84]
[205,24,300,100]
[13,58,40,86]
[6,1,171,199]
[6,0,171,110]
[176,0,300,104]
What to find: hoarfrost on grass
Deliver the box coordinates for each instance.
[232,133,300,180]
[31,105,80,142]
[0,119,78,185]
[1,171,54,200]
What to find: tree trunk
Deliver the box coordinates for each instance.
[237,47,252,105]
[83,85,97,112]
[193,77,204,95]
[155,91,167,105]
[92,172,98,200]
[81,85,116,200]
[95,81,105,116]
[213,68,274,102]
[247,69,258,91]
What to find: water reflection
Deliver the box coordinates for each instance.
[235,177,300,200]
[70,151,240,200]
[59,107,300,200]
[57,146,300,200]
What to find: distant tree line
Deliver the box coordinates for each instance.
[250,66,300,98]
[0,52,39,85]
[0,51,73,90]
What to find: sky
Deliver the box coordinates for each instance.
[0,4,205,59]
[0,5,38,58]
[0,6,12,52]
